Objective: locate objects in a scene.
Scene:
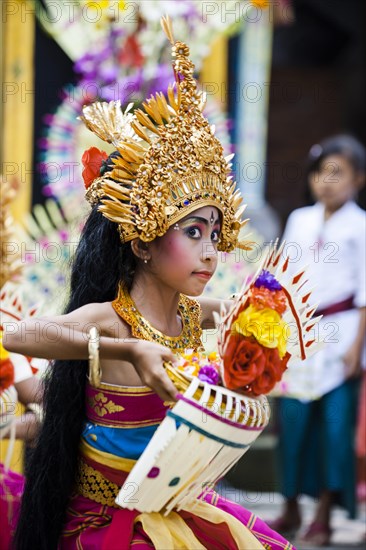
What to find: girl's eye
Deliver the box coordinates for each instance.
[211,230,220,242]
[186,227,201,239]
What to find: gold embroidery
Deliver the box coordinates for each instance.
[98,382,153,394]
[163,400,175,408]
[112,285,203,353]
[88,392,125,417]
[76,460,119,508]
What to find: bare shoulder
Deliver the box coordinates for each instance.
[76,301,114,321]
[74,302,131,339]
[42,301,131,339]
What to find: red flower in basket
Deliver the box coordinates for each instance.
[82,147,108,189]
[222,335,291,396]
[250,348,290,396]
[222,336,266,391]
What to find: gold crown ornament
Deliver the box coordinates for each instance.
[79,16,249,253]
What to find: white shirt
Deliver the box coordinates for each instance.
[275,201,366,400]
[282,201,366,309]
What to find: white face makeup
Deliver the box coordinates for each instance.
[146,206,221,296]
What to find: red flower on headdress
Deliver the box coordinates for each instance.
[118,35,144,68]
[82,147,108,190]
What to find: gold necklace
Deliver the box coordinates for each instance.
[112,285,203,353]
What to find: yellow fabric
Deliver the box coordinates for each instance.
[0,329,24,472]
[134,500,265,550]
[80,439,136,472]
[135,511,206,550]
[0,404,25,474]
[2,0,35,222]
[200,36,228,103]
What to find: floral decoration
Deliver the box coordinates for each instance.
[249,286,287,315]
[82,147,108,189]
[232,305,288,358]
[220,269,291,395]
[175,270,291,397]
[176,351,221,386]
[222,336,266,391]
[254,270,282,291]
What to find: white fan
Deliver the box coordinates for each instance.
[115,375,269,514]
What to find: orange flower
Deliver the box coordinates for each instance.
[249,287,288,315]
[81,147,108,189]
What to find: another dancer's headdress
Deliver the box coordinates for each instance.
[79,17,248,252]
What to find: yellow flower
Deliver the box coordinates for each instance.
[83,1,125,11]
[232,305,289,358]
[0,333,9,361]
[177,364,200,377]
[181,351,194,362]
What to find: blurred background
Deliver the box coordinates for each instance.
[1,1,365,547]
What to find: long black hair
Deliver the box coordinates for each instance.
[14,161,136,549]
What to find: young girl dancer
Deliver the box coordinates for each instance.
[5,19,294,550]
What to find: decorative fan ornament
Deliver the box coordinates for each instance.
[216,241,322,393]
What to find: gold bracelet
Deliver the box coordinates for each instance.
[88,327,101,388]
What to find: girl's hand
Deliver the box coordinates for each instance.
[343,342,362,379]
[128,340,179,402]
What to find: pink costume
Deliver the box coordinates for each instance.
[60,379,294,549]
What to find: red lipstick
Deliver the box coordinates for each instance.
[192,271,213,280]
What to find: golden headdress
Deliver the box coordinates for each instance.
[80,16,248,252]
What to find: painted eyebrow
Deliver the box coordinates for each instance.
[181,216,221,227]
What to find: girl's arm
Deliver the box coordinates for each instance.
[2,413,39,444]
[197,296,233,329]
[3,302,178,402]
[16,376,43,405]
[2,302,138,360]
